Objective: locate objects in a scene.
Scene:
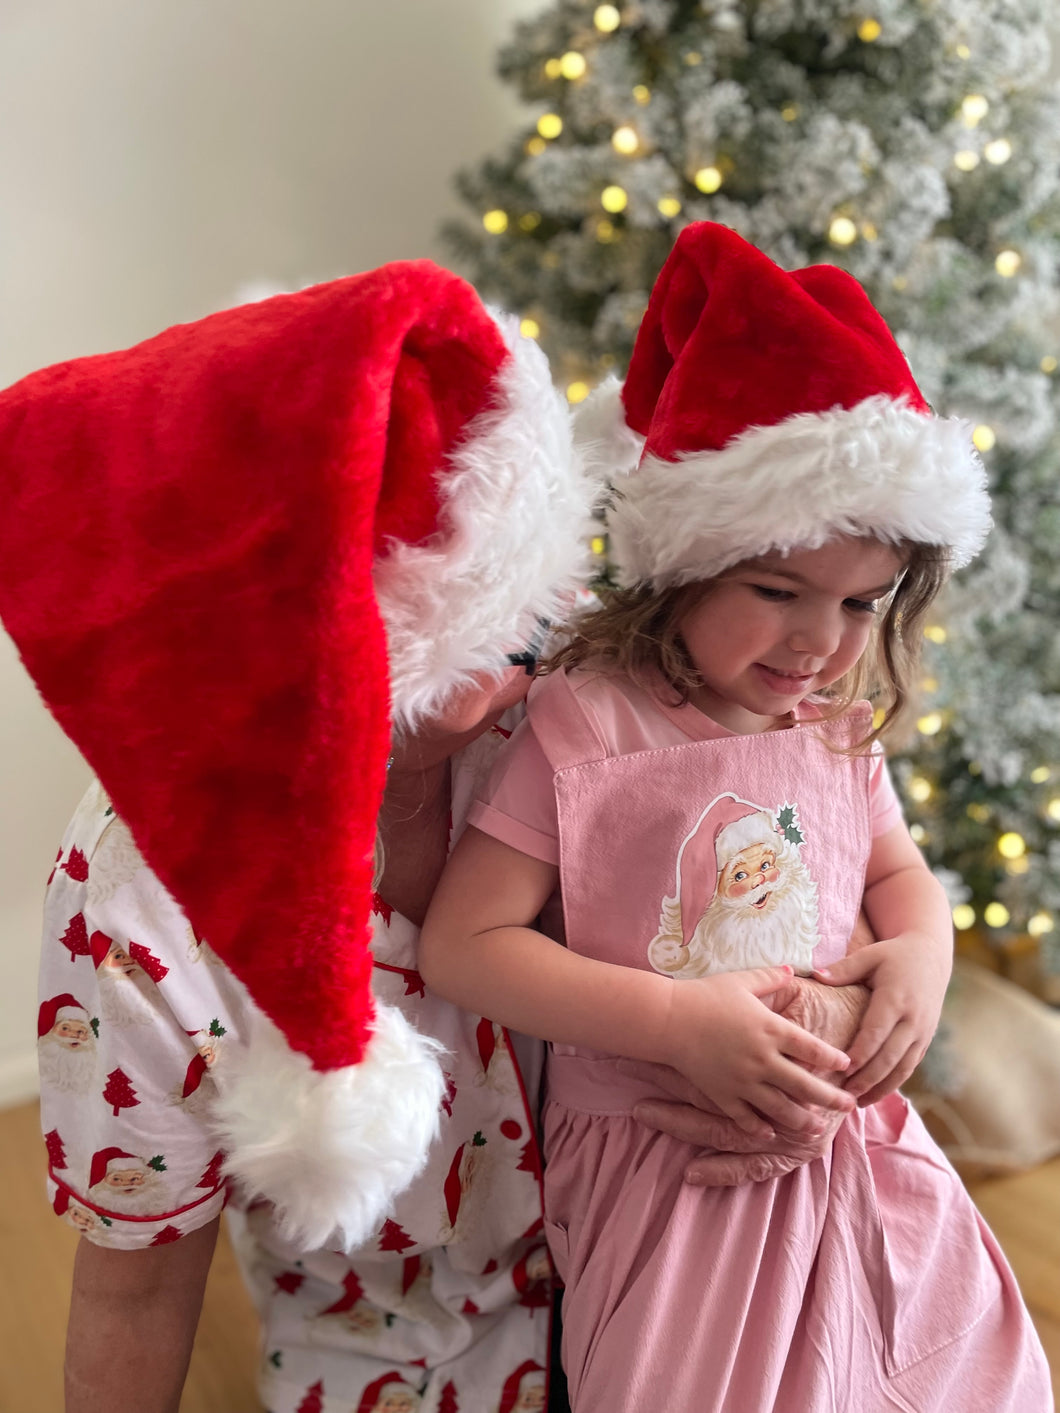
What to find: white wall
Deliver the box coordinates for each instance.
[0,0,544,1106]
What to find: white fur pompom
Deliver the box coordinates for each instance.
[211,1004,446,1252]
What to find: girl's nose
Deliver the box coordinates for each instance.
[787,608,841,658]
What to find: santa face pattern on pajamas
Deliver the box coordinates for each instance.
[38,715,552,1413]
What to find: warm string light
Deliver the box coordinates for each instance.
[972,424,996,451]
[984,138,1012,165]
[684,51,702,66]
[559,50,587,80]
[1031,765,1052,783]
[1046,797,1060,822]
[1028,912,1055,937]
[590,534,607,555]
[519,317,541,339]
[694,166,723,193]
[1040,356,1058,375]
[596,218,616,243]
[566,381,590,404]
[600,185,628,212]
[612,125,639,154]
[953,904,976,930]
[995,249,1022,278]
[961,94,990,127]
[924,624,947,643]
[633,84,651,105]
[998,832,1026,859]
[954,149,980,171]
[518,212,542,231]
[983,901,1010,928]
[857,18,882,42]
[657,196,682,218]
[594,4,621,32]
[526,136,547,156]
[967,802,990,822]
[917,712,943,736]
[482,209,508,234]
[537,113,563,139]
[829,216,858,246]
[781,103,799,122]
[910,823,928,843]
[956,43,971,59]
[908,775,933,803]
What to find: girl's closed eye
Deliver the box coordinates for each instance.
[752,584,795,601]
[844,597,879,614]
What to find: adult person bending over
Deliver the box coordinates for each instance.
[0,263,865,1413]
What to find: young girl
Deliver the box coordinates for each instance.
[421,224,1052,1410]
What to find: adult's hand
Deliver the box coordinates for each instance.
[623,976,870,1186]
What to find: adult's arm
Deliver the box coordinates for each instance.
[65,1218,219,1413]
[626,976,871,1185]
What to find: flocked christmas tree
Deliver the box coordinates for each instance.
[446,0,1060,1011]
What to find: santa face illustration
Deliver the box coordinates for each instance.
[38,997,97,1093]
[648,796,819,979]
[87,1150,167,1216]
[371,1387,420,1412]
[92,937,157,1025]
[65,1202,105,1236]
[511,1383,546,1412]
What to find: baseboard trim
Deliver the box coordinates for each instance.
[0,1050,39,1110]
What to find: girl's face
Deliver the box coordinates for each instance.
[677,536,906,734]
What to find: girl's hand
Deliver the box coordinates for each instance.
[813,931,950,1105]
[663,966,855,1137]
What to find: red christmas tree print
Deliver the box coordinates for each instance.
[102,1067,140,1117]
[370,890,393,927]
[295,1379,324,1413]
[59,913,90,963]
[150,1225,182,1246]
[196,1151,225,1189]
[274,1270,306,1296]
[46,847,62,886]
[44,1129,68,1170]
[377,1218,415,1254]
[62,847,89,883]
[127,941,169,983]
[373,961,426,998]
[439,1380,460,1412]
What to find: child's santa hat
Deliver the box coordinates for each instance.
[598,222,991,587]
[37,995,90,1037]
[677,796,780,946]
[0,261,595,1252]
[88,1148,144,1190]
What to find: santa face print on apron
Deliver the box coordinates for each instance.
[547,708,873,999]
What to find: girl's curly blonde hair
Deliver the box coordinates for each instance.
[543,541,949,752]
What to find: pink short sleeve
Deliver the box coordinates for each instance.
[869,745,903,838]
[467,717,560,864]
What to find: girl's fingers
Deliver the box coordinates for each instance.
[744,1088,827,1136]
[812,952,875,986]
[844,1022,916,1098]
[777,1019,851,1075]
[717,1096,776,1138]
[844,996,905,1072]
[774,1061,856,1114]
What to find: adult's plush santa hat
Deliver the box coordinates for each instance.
[0,260,596,1251]
[595,221,991,587]
[38,995,90,1037]
[676,796,781,947]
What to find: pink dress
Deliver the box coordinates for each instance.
[470,667,1051,1412]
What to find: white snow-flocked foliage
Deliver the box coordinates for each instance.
[607,395,990,587]
[211,1003,446,1253]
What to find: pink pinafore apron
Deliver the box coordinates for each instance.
[529,671,1050,1413]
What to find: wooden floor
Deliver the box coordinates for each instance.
[2,1098,1058,1412]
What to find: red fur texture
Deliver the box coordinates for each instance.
[621,221,928,458]
[0,262,507,1072]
